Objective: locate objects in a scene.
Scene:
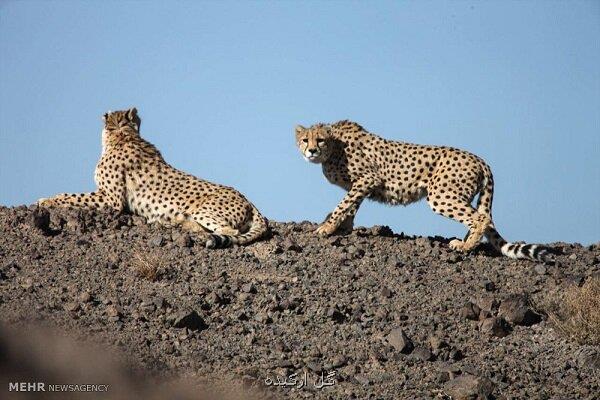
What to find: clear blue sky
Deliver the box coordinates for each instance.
[1,1,598,245]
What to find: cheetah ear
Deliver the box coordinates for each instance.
[102,111,111,122]
[127,107,138,120]
[295,125,307,140]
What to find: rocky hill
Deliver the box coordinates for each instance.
[0,205,598,399]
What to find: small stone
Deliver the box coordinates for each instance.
[453,276,465,284]
[444,374,494,400]
[254,312,273,324]
[387,328,414,354]
[568,274,585,287]
[277,359,294,369]
[31,208,50,233]
[205,292,223,305]
[448,253,462,264]
[153,297,167,309]
[175,233,192,248]
[346,245,364,259]
[478,309,492,321]
[20,277,34,291]
[327,308,346,323]
[243,366,260,378]
[172,310,208,331]
[282,238,302,252]
[568,254,578,261]
[478,317,510,337]
[483,281,496,292]
[370,225,394,237]
[410,346,433,361]
[475,295,498,312]
[429,335,448,351]
[64,302,80,312]
[534,264,547,275]
[498,294,541,326]
[241,283,256,294]
[164,344,175,354]
[392,255,405,268]
[353,374,370,386]
[105,305,121,318]
[78,291,92,303]
[306,360,322,373]
[381,287,393,298]
[439,362,462,379]
[460,303,480,321]
[331,355,347,368]
[148,235,165,247]
[449,348,463,361]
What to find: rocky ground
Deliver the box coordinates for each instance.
[0,205,599,399]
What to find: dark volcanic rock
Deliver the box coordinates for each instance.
[31,208,51,233]
[387,328,414,354]
[478,317,510,337]
[148,234,166,247]
[409,346,433,361]
[498,294,541,326]
[174,232,192,248]
[444,374,494,400]
[460,302,481,321]
[171,310,207,331]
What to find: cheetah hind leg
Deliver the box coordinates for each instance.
[448,212,491,252]
[179,219,221,247]
[182,212,243,249]
[427,198,490,252]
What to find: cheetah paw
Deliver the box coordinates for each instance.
[205,237,217,249]
[315,223,336,237]
[37,198,54,207]
[449,239,468,252]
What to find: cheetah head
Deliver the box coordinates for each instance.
[102,108,141,151]
[295,124,332,163]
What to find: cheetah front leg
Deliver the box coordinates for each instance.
[316,176,379,236]
[38,190,124,211]
[323,202,357,235]
[39,170,127,211]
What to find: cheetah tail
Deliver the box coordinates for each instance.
[205,206,269,249]
[485,226,555,264]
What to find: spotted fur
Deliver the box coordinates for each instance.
[295,120,553,262]
[38,108,268,248]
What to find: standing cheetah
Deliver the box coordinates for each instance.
[295,120,553,262]
[38,108,268,248]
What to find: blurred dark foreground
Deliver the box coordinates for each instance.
[0,322,260,400]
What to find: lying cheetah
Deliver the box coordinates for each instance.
[295,120,553,262]
[39,108,268,248]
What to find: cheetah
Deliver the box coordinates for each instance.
[38,108,268,248]
[295,120,553,262]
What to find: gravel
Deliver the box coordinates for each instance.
[1,205,599,399]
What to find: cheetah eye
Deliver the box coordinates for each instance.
[316,138,325,144]
[302,138,308,143]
